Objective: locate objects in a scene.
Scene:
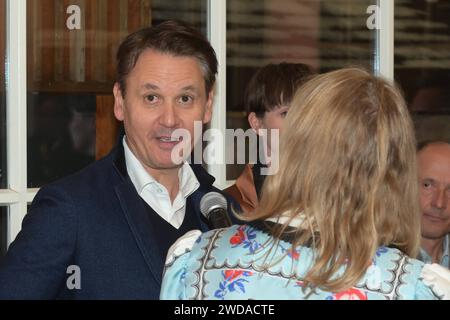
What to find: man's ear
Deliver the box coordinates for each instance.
[248,112,263,134]
[202,90,214,124]
[113,83,125,121]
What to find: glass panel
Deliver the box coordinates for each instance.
[152,0,206,34]
[27,92,96,187]
[226,0,377,180]
[395,0,450,144]
[26,0,206,188]
[0,207,6,259]
[0,0,6,188]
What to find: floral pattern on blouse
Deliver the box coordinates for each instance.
[214,270,254,300]
[160,225,441,300]
[229,225,261,254]
[326,288,368,300]
[280,244,300,260]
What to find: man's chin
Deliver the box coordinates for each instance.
[143,158,185,172]
[159,161,184,170]
[156,149,189,167]
[422,229,448,240]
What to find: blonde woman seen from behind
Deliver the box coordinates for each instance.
[160,68,442,300]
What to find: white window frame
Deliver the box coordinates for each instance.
[377,0,394,80]
[4,0,32,246]
[2,0,395,246]
[207,0,228,190]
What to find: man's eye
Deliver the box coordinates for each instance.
[280,111,288,118]
[145,95,158,103]
[178,95,193,104]
[422,181,433,189]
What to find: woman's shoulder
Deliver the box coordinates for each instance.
[165,229,204,266]
[370,246,426,279]
[368,246,442,299]
[165,225,254,266]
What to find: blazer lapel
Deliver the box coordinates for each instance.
[111,141,164,286]
[115,181,164,286]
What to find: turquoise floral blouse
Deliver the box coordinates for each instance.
[160,223,442,300]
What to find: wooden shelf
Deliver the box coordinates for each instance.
[27,81,114,94]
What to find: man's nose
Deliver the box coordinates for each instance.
[159,102,179,128]
[431,188,447,210]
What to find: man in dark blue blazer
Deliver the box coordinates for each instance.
[0,20,237,299]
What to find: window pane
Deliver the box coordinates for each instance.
[0,0,6,188]
[0,207,6,259]
[226,0,377,180]
[152,0,207,34]
[26,0,206,188]
[395,0,450,144]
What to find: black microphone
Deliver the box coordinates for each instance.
[200,192,232,229]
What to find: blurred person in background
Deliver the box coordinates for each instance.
[417,141,450,269]
[224,62,314,213]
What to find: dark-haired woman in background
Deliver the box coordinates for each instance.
[224,62,314,213]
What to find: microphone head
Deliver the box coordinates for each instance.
[200,192,228,218]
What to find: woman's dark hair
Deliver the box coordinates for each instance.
[245,63,314,117]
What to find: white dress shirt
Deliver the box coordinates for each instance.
[123,137,200,229]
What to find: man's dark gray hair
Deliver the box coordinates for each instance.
[116,20,218,96]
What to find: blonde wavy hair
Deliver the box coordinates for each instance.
[250,67,421,292]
